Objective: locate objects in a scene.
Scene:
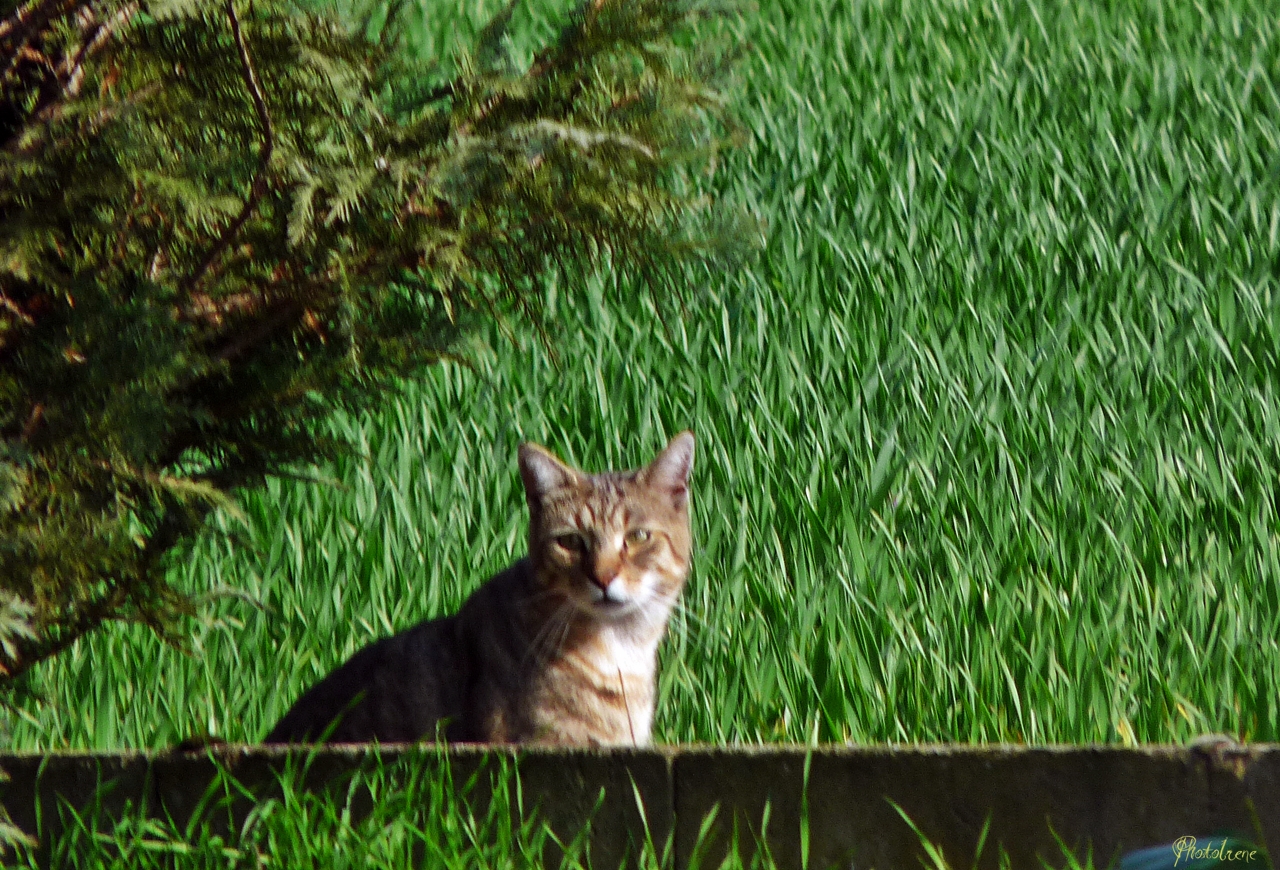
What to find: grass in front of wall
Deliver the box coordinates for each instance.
[10,0,1280,751]
[7,747,1208,870]
[16,752,1249,870]
[8,752,605,870]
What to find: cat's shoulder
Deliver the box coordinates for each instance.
[464,556,538,600]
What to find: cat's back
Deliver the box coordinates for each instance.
[263,560,535,744]
[262,613,459,744]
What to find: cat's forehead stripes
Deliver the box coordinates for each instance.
[544,473,639,523]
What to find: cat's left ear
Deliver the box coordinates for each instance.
[519,442,582,507]
[643,431,694,510]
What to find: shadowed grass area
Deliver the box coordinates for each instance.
[13,750,1249,869]
[9,0,1280,750]
[6,752,606,869]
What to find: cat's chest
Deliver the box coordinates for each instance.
[573,626,659,680]
[520,626,661,745]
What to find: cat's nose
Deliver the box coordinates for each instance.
[591,559,621,591]
[594,575,628,606]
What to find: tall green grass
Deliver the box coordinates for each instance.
[10,0,1280,749]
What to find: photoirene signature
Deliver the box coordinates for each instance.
[1172,836,1258,866]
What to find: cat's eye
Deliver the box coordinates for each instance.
[624,529,651,547]
[553,532,587,553]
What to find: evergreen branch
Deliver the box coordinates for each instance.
[211,297,303,362]
[182,0,275,294]
[0,296,33,328]
[0,0,746,686]
[2,506,193,682]
[1,0,143,156]
[57,1,137,101]
[226,0,273,166]
[7,582,124,682]
[6,593,101,678]
[0,593,36,668]
[523,119,656,160]
[421,80,453,104]
[0,0,81,63]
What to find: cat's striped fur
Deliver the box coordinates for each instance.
[263,432,694,745]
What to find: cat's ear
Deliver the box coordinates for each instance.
[519,443,582,505]
[643,431,694,510]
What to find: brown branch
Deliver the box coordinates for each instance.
[211,298,303,363]
[182,290,260,326]
[57,0,136,101]
[0,0,80,65]
[0,294,34,327]
[181,0,275,294]
[3,0,142,156]
[19,402,43,441]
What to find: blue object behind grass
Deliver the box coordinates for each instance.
[1119,836,1267,870]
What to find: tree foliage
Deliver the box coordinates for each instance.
[0,0,744,681]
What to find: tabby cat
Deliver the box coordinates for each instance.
[263,431,694,746]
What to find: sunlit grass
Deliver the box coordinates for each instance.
[11,0,1280,752]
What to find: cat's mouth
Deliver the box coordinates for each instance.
[584,588,638,616]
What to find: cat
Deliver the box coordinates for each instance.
[263,431,694,746]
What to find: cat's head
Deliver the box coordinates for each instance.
[518,432,694,623]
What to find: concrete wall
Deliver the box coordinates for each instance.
[2,744,1276,868]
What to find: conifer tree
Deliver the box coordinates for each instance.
[0,0,743,682]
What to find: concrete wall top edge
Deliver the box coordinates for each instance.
[2,742,1274,762]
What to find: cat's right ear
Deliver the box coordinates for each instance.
[519,443,581,506]
[644,430,694,511]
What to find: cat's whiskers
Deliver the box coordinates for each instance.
[635,590,709,649]
[549,604,576,658]
[642,588,691,626]
[516,591,565,659]
[524,598,578,667]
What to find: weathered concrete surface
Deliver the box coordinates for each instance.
[672,744,1279,870]
[511,746,674,866]
[0,744,670,870]
[0,751,153,866]
[2,745,1275,869]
